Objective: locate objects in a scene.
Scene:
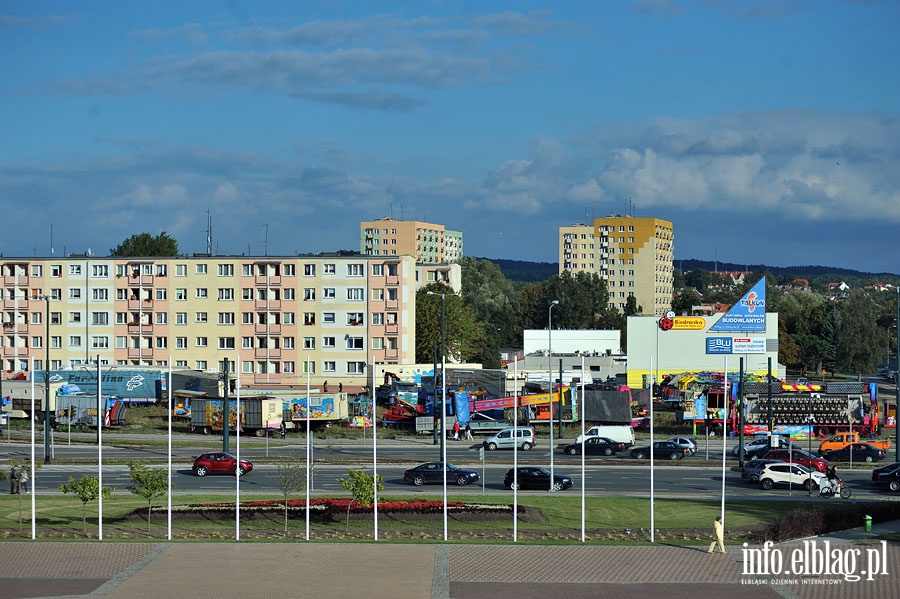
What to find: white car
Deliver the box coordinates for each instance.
[758,462,825,492]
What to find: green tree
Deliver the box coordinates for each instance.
[59,475,114,534]
[337,468,383,531]
[273,462,308,533]
[128,463,171,532]
[834,290,888,374]
[110,232,179,257]
[415,283,480,364]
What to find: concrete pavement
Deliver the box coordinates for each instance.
[0,519,898,599]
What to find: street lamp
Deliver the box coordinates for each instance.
[426,290,455,462]
[806,393,816,494]
[37,294,52,464]
[548,299,559,490]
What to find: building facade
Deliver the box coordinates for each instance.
[559,215,674,317]
[360,217,463,264]
[1,254,460,388]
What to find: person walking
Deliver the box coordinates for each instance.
[9,464,19,495]
[453,420,460,441]
[708,515,726,554]
[279,421,286,439]
[464,422,473,441]
[19,468,28,494]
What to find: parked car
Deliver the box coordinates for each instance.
[503,466,574,491]
[666,436,698,455]
[563,436,624,456]
[731,436,800,458]
[192,452,253,477]
[758,462,826,492]
[796,377,810,385]
[740,458,783,482]
[871,462,900,491]
[403,462,479,486]
[482,426,536,451]
[821,443,885,463]
[629,441,690,460]
[758,448,830,473]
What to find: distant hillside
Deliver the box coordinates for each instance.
[486,257,898,285]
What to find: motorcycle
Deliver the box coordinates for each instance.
[819,477,852,499]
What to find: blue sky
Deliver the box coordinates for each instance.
[2,0,898,273]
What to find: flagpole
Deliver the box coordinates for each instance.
[167,360,172,540]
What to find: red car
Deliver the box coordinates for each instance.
[759,448,829,473]
[192,452,254,477]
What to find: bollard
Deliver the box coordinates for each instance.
[865,514,873,534]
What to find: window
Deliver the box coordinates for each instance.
[242,288,254,300]
[69,288,82,300]
[195,361,207,370]
[372,264,383,276]
[218,264,234,277]
[176,264,187,277]
[347,361,365,374]
[218,337,235,350]
[114,336,126,349]
[31,265,42,277]
[69,311,82,323]
[176,337,188,349]
[51,265,62,278]
[218,313,235,325]
[69,264,82,276]
[304,264,316,276]
[218,288,234,301]
[346,288,364,301]
[322,312,335,324]
[347,264,364,277]
[303,337,315,349]
[283,288,295,301]
[50,312,62,325]
[91,336,109,349]
[196,288,208,299]
[323,361,336,372]
[196,337,208,348]
[176,288,187,301]
[91,264,108,278]
[283,264,295,276]
[372,313,384,326]
[155,337,167,349]
[155,288,167,301]
[51,335,62,349]
[323,264,335,275]
[372,289,384,301]
[68,335,82,348]
[242,312,254,325]
[345,336,364,350]
[347,312,364,326]
[91,312,108,326]
[89,288,107,302]
[282,361,294,374]
[242,336,253,349]
[156,313,168,324]
[372,337,384,350]
[303,360,315,374]
[156,264,167,277]
[196,312,208,323]
[323,288,335,299]
[303,312,315,325]
[196,264,208,275]
[322,336,335,348]
[282,337,294,350]
[176,312,188,325]
[304,288,315,301]
[283,312,295,325]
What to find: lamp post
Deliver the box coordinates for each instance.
[38,294,52,464]
[805,399,815,494]
[548,299,559,490]
[426,291,451,462]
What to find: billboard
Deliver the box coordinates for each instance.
[708,277,767,333]
[706,337,766,354]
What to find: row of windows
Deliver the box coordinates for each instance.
[30,262,397,279]
[3,310,397,328]
[9,334,396,352]
[31,286,377,302]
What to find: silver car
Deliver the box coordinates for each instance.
[482,426,536,451]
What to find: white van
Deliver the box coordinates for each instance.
[575,425,635,447]
[483,426,536,451]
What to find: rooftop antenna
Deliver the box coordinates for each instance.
[389,203,393,219]
[50,223,54,256]
[206,210,213,255]
[263,223,269,257]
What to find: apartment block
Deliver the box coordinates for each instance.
[0,253,462,388]
[560,215,674,317]
[360,218,463,264]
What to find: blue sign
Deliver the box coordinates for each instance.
[706,337,733,354]
[709,277,767,333]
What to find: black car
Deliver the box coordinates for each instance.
[740,458,782,482]
[504,466,574,491]
[563,436,624,456]
[872,462,900,491]
[403,462,479,486]
[630,441,690,460]
[821,443,885,463]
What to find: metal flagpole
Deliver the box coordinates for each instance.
[305,356,311,541]
[167,360,172,540]
[581,355,586,543]
[97,357,103,540]
[721,358,728,528]
[442,352,448,541]
[30,358,36,539]
[650,355,655,543]
[513,358,518,542]
[372,356,378,540]
[235,360,241,540]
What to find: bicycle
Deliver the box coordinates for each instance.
[820,478,851,499]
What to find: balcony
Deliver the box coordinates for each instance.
[127,322,153,333]
[128,298,152,310]
[251,373,282,385]
[386,274,399,285]
[385,322,398,335]
[384,348,399,360]
[3,322,28,334]
[127,272,154,287]
[3,275,28,286]
[255,299,282,310]
[255,275,281,286]
[255,347,281,359]
[127,347,154,358]
[255,323,281,335]
[3,299,28,310]
[385,299,399,311]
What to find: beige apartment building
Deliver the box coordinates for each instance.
[559,215,674,317]
[0,254,460,388]
[360,218,463,264]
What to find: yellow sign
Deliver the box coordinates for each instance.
[672,317,706,330]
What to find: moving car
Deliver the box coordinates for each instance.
[482,426,536,451]
[503,466,574,491]
[821,443,885,463]
[758,462,825,492]
[403,462,479,486]
[666,436,698,455]
[629,441,690,460]
[192,452,253,477]
[758,448,830,473]
[563,436,624,456]
[731,437,800,459]
[871,462,900,491]
[740,458,782,482]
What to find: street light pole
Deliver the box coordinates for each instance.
[548,299,559,490]
[38,294,52,464]
[426,291,452,462]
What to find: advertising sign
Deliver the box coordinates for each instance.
[708,277,767,333]
[706,337,766,354]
